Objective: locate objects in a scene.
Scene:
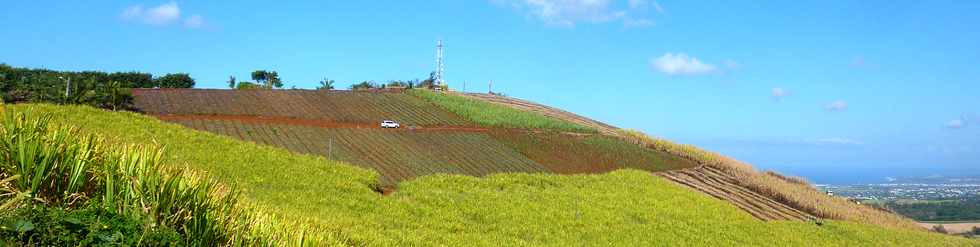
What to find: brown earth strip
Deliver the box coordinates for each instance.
[153,114,492,133]
[657,166,816,222]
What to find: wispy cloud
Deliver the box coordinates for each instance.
[650,53,716,76]
[946,119,965,129]
[824,100,848,111]
[121,2,205,29]
[811,137,863,146]
[495,0,661,27]
[946,114,971,129]
[771,87,789,101]
[183,14,204,28]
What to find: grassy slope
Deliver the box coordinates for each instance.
[13,104,977,246]
[408,89,595,132]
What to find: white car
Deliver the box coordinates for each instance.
[381,120,400,128]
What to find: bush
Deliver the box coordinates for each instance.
[154,73,195,88]
[0,203,181,246]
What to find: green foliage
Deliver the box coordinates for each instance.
[227,76,236,89]
[317,78,335,90]
[0,108,328,245]
[0,64,145,109]
[234,81,263,90]
[408,89,596,132]
[350,81,377,90]
[251,70,283,89]
[154,73,195,88]
[9,104,977,246]
[885,199,980,222]
[0,203,181,246]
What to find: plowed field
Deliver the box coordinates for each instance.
[489,131,696,174]
[133,89,470,126]
[168,118,548,186]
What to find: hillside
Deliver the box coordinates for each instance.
[126,89,932,229]
[134,89,695,188]
[6,104,977,246]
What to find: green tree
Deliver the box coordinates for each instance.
[251,70,283,89]
[251,70,268,85]
[350,81,376,90]
[228,76,237,89]
[155,73,195,88]
[317,78,334,90]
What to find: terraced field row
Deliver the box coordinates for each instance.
[169,118,548,186]
[133,89,470,126]
[658,166,815,221]
[488,131,697,174]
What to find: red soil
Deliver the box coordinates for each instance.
[153,114,492,133]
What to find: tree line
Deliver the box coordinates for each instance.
[0,64,194,109]
[228,70,445,91]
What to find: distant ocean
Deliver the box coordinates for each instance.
[753,165,979,185]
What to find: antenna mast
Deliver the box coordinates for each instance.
[435,39,445,87]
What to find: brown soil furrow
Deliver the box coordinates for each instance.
[658,172,778,221]
[669,169,785,221]
[658,166,815,222]
[678,168,799,220]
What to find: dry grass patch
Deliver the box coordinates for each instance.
[617,129,922,230]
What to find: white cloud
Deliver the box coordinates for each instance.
[824,100,848,111]
[812,138,863,146]
[121,2,204,29]
[144,2,181,25]
[623,18,654,27]
[771,87,788,100]
[184,14,204,28]
[121,6,144,19]
[496,0,659,27]
[651,1,664,13]
[723,59,739,70]
[946,119,964,129]
[650,53,716,75]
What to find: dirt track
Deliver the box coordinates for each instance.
[153,114,493,132]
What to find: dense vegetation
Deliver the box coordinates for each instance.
[883,199,980,222]
[0,108,332,245]
[0,64,194,110]
[408,89,595,132]
[4,104,975,246]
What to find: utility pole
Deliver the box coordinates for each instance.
[59,76,71,98]
[488,80,492,94]
[434,39,445,87]
[463,81,466,92]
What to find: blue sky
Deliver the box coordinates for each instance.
[2,1,978,183]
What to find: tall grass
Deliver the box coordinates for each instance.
[0,109,342,246]
[617,129,922,230]
[407,89,596,132]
